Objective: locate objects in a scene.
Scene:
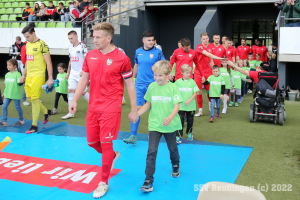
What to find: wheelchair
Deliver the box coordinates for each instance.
[249,72,286,125]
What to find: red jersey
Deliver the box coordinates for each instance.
[249,70,267,84]
[251,45,257,59]
[82,48,132,113]
[21,41,27,65]
[209,43,225,67]
[229,46,238,61]
[254,45,268,62]
[195,44,212,78]
[170,48,198,80]
[224,47,235,62]
[237,45,251,60]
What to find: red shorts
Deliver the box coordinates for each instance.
[194,74,210,91]
[86,111,121,143]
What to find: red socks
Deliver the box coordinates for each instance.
[207,93,211,102]
[88,142,102,154]
[101,142,115,184]
[197,95,203,109]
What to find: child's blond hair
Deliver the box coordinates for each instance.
[268,51,276,59]
[181,64,192,73]
[237,59,243,67]
[152,60,171,75]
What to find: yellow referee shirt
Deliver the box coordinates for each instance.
[26,39,49,77]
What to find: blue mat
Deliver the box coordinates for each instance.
[0,118,253,200]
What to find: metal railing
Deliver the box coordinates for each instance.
[0,20,80,28]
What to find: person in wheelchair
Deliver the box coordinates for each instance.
[227,60,286,125]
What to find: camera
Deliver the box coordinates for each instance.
[274,1,281,3]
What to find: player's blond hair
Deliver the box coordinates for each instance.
[93,22,114,36]
[181,64,192,73]
[200,32,209,38]
[152,60,171,75]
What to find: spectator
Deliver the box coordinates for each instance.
[28,3,40,22]
[98,0,107,21]
[275,0,285,10]
[9,37,28,106]
[37,3,48,21]
[154,39,162,51]
[267,51,278,72]
[52,2,69,21]
[80,0,89,11]
[45,1,58,21]
[70,0,87,28]
[16,3,33,21]
[283,0,300,27]
[83,3,98,36]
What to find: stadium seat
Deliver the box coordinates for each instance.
[11,2,18,7]
[56,22,65,28]
[19,2,26,7]
[10,22,20,27]
[8,14,17,21]
[66,22,72,28]
[4,3,11,8]
[0,14,9,21]
[5,8,13,14]
[46,22,56,28]
[20,22,27,28]
[2,22,8,28]
[0,23,3,28]
[37,22,45,28]
[14,7,22,14]
[0,8,5,14]
[0,3,3,8]
[52,1,58,6]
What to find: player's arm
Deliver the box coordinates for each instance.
[133,63,138,78]
[232,56,236,63]
[125,77,139,123]
[163,103,179,126]
[44,54,54,85]
[227,60,249,77]
[169,51,177,79]
[20,63,27,83]
[66,59,71,79]
[137,101,151,116]
[202,50,226,61]
[210,58,214,68]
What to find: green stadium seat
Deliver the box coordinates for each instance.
[94,4,98,7]
[20,22,27,27]
[46,22,56,27]
[14,7,22,13]
[56,22,65,28]
[10,22,19,27]
[66,22,72,28]
[4,3,11,7]
[0,14,9,21]
[8,0,16,2]
[19,2,26,7]
[53,1,58,6]
[0,8,5,14]
[11,2,18,7]
[0,23,3,28]
[5,8,13,14]
[8,14,16,21]
[2,22,9,28]
[37,22,46,28]
[0,3,3,8]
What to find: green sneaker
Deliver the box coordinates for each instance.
[123,135,137,145]
[187,133,193,141]
[176,136,181,144]
[228,102,234,107]
[235,102,239,107]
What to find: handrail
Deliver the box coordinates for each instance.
[0,20,81,28]
[281,16,300,20]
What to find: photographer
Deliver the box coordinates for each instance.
[275,0,285,10]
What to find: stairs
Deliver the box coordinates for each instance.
[85,0,145,50]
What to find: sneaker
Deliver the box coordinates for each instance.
[248,90,253,94]
[187,133,193,141]
[209,102,211,112]
[13,120,25,126]
[228,102,234,107]
[0,121,7,126]
[176,136,181,144]
[43,110,52,124]
[195,109,203,117]
[26,125,38,134]
[23,101,30,106]
[222,109,226,114]
[235,102,239,107]
[110,151,120,171]
[237,98,242,103]
[123,135,137,145]
[172,165,180,177]
[122,100,126,105]
[140,180,153,192]
[61,113,74,120]
[93,182,109,198]
[209,117,214,122]
[240,97,244,102]
[215,113,220,119]
[52,108,58,115]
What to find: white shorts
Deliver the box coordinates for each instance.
[68,73,88,92]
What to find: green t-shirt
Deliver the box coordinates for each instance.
[144,82,183,133]
[242,67,250,79]
[175,78,199,111]
[255,60,263,69]
[171,63,176,76]
[231,70,243,89]
[4,71,22,100]
[248,60,256,69]
[219,68,232,89]
[56,72,68,94]
[207,75,225,97]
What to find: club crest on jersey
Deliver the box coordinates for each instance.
[228,51,230,54]
[150,54,154,59]
[189,54,192,58]
[244,48,246,50]
[219,48,221,51]
[107,59,113,66]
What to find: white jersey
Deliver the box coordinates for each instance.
[68,43,87,74]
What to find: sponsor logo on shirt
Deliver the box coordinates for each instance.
[57,78,65,82]
[189,54,192,58]
[32,48,38,52]
[178,55,183,56]
[71,57,79,62]
[90,57,97,60]
[152,96,172,103]
[27,55,34,61]
[150,54,154,59]
[233,75,241,78]
[5,78,16,83]
[174,95,180,101]
[105,132,114,139]
[107,59,113,66]
[178,87,192,92]
[138,54,143,55]
[210,81,222,85]
[220,72,229,76]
